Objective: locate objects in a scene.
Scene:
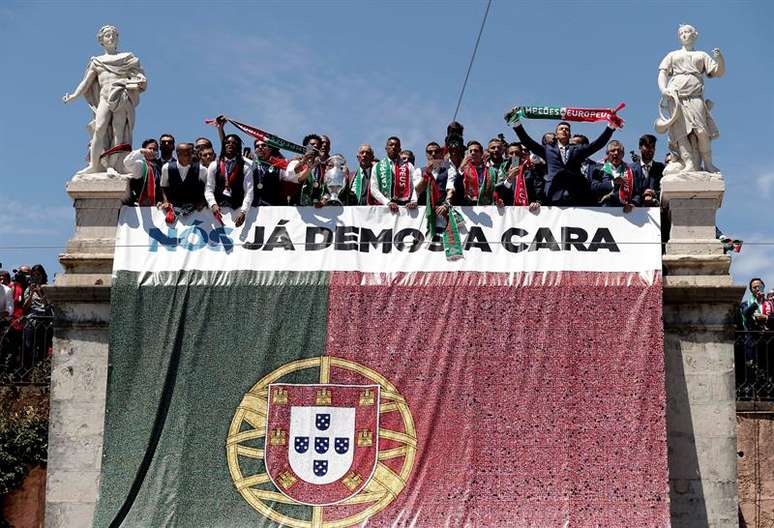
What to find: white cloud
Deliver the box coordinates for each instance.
[729,230,774,289]
[194,32,464,159]
[756,172,774,198]
[0,200,72,237]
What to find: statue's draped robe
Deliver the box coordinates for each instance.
[659,49,719,142]
[83,52,145,156]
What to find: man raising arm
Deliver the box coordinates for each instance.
[505,107,620,205]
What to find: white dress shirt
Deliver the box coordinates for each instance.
[1,284,13,318]
[205,158,254,213]
[284,159,321,183]
[124,149,153,180]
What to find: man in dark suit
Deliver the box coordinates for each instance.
[505,108,619,206]
[631,134,664,206]
[591,140,647,212]
[570,134,599,185]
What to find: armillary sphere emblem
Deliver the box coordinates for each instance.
[226,356,416,527]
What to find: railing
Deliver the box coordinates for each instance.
[0,314,53,386]
[736,330,774,402]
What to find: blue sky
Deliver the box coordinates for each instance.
[1,1,772,293]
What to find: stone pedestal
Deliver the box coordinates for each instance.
[56,174,130,286]
[44,174,128,528]
[661,172,745,528]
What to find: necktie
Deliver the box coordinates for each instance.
[560,146,568,163]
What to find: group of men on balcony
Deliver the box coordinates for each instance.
[122,109,665,222]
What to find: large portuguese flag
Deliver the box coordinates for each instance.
[94,206,669,527]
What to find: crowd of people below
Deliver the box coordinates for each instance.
[740,278,774,332]
[122,110,666,225]
[0,265,52,372]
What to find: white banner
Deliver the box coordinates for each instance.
[113,206,662,274]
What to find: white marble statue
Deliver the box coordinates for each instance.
[655,24,724,176]
[63,25,146,175]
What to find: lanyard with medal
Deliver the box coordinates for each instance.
[220,158,239,198]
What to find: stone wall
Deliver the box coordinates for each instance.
[43,176,123,528]
[661,173,745,528]
[737,409,774,527]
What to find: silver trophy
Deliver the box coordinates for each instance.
[324,154,348,205]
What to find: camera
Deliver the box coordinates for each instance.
[12,269,28,284]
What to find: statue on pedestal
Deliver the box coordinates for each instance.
[655,24,724,176]
[63,25,146,176]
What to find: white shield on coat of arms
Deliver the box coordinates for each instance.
[288,406,355,484]
[264,383,380,506]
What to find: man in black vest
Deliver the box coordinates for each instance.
[252,139,288,206]
[205,134,253,227]
[505,108,619,206]
[160,143,207,213]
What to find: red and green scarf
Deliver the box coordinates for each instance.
[349,166,369,205]
[602,161,634,204]
[138,159,156,206]
[512,158,531,206]
[205,117,307,154]
[374,159,412,202]
[506,103,625,127]
[462,163,497,205]
[423,171,463,261]
[300,163,324,206]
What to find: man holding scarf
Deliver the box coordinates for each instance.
[341,144,375,205]
[205,134,253,227]
[416,142,454,208]
[495,143,543,212]
[506,108,619,206]
[124,138,162,206]
[453,141,502,206]
[369,137,418,213]
[252,139,295,206]
[287,134,329,206]
[486,138,508,184]
[591,140,644,213]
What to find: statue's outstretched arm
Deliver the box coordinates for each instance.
[711,48,725,78]
[63,65,96,103]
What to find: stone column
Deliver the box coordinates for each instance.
[661,172,745,528]
[44,175,128,528]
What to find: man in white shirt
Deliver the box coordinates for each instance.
[369,136,418,213]
[0,271,13,319]
[123,138,161,206]
[205,134,254,227]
